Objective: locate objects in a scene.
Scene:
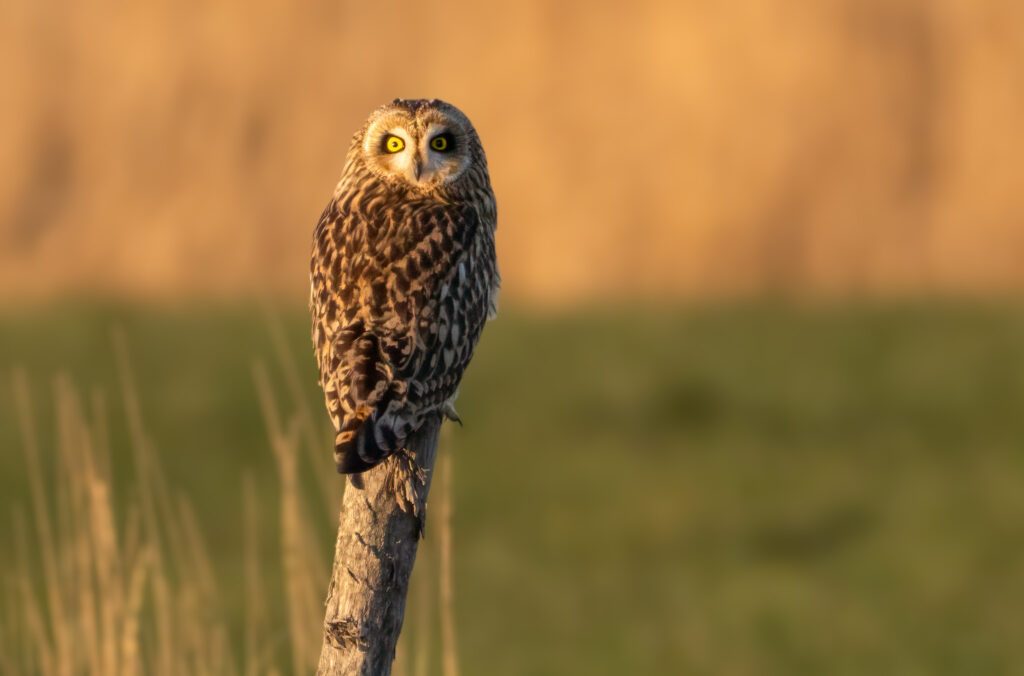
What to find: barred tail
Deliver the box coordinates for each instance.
[334,419,388,474]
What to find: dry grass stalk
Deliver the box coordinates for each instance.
[412,540,432,676]
[12,371,65,671]
[254,361,323,675]
[6,328,457,675]
[262,308,339,521]
[243,473,270,676]
[121,546,152,676]
[7,341,248,675]
[13,508,53,676]
[438,448,460,676]
[11,371,156,676]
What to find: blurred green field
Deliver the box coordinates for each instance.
[3,302,1024,675]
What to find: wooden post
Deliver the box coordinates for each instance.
[316,414,442,676]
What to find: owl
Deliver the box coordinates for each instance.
[310,99,499,478]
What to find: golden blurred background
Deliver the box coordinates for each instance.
[5,3,1024,674]
[3,0,1022,305]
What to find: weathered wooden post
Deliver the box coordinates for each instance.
[315,414,442,675]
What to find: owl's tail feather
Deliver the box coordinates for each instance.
[334,420,388,474]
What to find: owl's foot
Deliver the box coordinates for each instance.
[390,448,429,533]
[442,402,462,426]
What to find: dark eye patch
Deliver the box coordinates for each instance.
[430,133,455,153]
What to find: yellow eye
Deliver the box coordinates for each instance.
[430,135,449,152]
[384,135,405,153]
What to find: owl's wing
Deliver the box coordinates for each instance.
[311,199,386,471]
[312,200,496,473]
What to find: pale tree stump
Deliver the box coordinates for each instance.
[316,414,442,675]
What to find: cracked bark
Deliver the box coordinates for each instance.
[316,414,442,676]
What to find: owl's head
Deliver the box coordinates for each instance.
[353,99,484,191]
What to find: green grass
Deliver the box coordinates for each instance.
[3,301,1024,675]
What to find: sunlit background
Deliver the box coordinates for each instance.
[2,1,1023,674]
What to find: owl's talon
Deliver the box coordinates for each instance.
[442,403,462,425]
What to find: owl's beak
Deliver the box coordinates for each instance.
[411,156,423,181]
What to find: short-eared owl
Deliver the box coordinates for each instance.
[310,99,499,474]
